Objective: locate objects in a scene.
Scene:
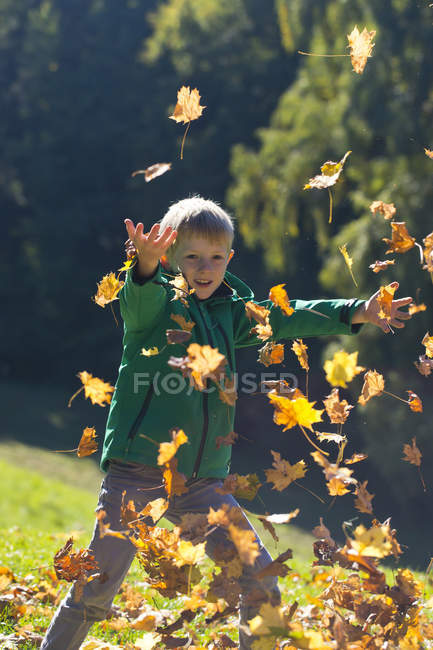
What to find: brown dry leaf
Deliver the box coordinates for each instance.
[425,148,433,159]
[304,151,351,190]
[170,313,195,332]
[312,518,334,543]
[70,371,115,408]
[323,388,353,424]
[227,524,259,565]
[422,331,433,358]
[358,369,385,405]
[140,498,168,524]
[77,427,98,458]
[323,350,365,388]
[269,284,294,317]
[245,301,270,326]
[338,243,358,287]
[131,163,171,183]
[169,274,195,304]
[414,354,433,376]
[291,339,309,371]
[265,450,306,491]
[166,329,192,345]
[169,86,206,125]
[347,25,376,74]
[369,259,395,273]
[407,390,423,413]
[370,200,397,220]
[157,429,188,466]
[402,437,422,466]
[268,393,324,431]
[408,302,427,315]
[311,451,357,491]
[163,458,188,497]
[187,343,227,391]
[93,272,124,308]
[53,538,99,582]
[354,480,374,514]
[382,221,416,254]
[376,283,397,321]
[218,375,238,406]
[344,452,367,465]
[261,379,298,396]
[423,231,433,273]
[258,341,284,367]
[215,431,238,450]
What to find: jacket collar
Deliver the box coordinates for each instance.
[158,267,254,304]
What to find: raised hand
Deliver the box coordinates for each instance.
[352,281,413,333]
[124,219,177,278]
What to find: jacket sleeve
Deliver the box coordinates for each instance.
[233,297,365,348]
[119,263,168,333]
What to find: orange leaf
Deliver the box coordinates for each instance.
[218,375,238,406]
[370,200,396,220]
[376,283,397,321]
[169,274,195,304]
[327,477,350,496]
[265,450,307,491]
[347,25,376,74]
[157,429,188,465]
[358,369,385,405]
[369,259,395,273]
[422,331,433,358]
[402,437,422,466]
[53,538,98,583]
[258,341,285,367]
[140,498,169,524]
[77,427,98,458]
[344,452,367,465]
[187,343,227,391]
[423,231,433,273]
[93,272,124,308]
[228,524,259,565]
[291,339,309,371]
[169,86,206,125]
[323,388,353,424]
[408,303,427,315]
[131,162,171,183]
[245,301,270,326]
[407,390,423,413]
[354,480,374,514]
[425,148,433,159]
[70,371,114,407]
[269,284,294,317]
[170,313,195,332]
[382,221,416,254]
[163,458,188,497]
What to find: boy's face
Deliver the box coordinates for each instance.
[173,235,234,300]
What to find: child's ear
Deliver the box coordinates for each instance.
[228,249,235,263]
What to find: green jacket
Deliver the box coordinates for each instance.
[100,265,364,478]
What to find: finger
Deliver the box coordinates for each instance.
[394,310,412,320]
[390,320,405,328]
[124,219,136,239]
[161,227,177,246]
[394,296,413,306]
[147,223,161,242]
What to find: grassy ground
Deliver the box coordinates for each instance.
[1,441,432,649]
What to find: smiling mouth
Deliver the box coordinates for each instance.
[195,279,212,286]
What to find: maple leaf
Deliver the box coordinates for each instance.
[265,450,307,491]
[338,243,358,287]
[350,522,393,558]
[311,451,357,493]
[162,458,188,497]
[407,390,423,413]
[291,339,309,371]
[140,498,168,524]
[77,427,98,458]
[228,524,260,565]
[248,602,289,640]
[131,162,171,183]
[347,26,376,74]
[304,150,351,190]
[425,148,433,159]
[169,274,195,305]
[173,539,206,567]
[186,343,227,391]
[268,393,323,432]
[369,259,395,273]
[216,473,261,500]
[414,354,433,376]
[382,221,416,254]
[358,369,385,405]
[423,231,433,273]
[327,477,351,496]
[53,537,99,583]
[323,388,353,424]
[215,430,238,449]
[141,347,159,357]
[118,258,135,272]
[376,283,397,321]
[408,302,426,315]
[370,200,397,220]
[402,437,422,466]
[422,331,433,358]
[169,86,206,159]
[257,341,284,367]
[323,349,365,388]
[268,284,294,317]
[218,374,238,406]
[166,329,192,345]
[157,429,188,465]
[354,480,374,515]
[170,313,195,332]
[68,371,115,408]
[93,272,124,308]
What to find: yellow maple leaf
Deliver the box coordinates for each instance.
[269,284,294,317]
[69,371,115,408]
[186,343,227,391]
[265,450,307,491]
[248,602,289,638]
[157,429,188,466]
[304,151,351,191]
[350,522,393,558]
[169,86,206,159]
[141,347,159,357]
[291,339,309,371]
[425,148,433,159]
[268,393,323,432]
[347,25,376,74]
[93,272,124,308]
[422,332,433,358]
[323,350,365,388]
[228,524,259,565]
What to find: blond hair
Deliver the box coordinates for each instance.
[160,197,234,265]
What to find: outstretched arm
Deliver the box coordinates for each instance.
[351,281,412,333]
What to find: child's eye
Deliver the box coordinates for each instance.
[186,254,198,259]
[213,255,224,260]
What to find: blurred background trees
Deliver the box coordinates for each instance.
[2,0,432,564]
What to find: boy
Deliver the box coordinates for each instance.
[41,197,412,649]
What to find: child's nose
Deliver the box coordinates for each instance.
[198,259,212,271]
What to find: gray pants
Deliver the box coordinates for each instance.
[41,461,280,649]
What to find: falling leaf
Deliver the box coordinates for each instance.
[69,371,115,408]
[141,347,159,357]
[157,429,188,465]
[216,473,261,500]
[327,477,351,496]
[245,301,273,341]
[304,151,351,190]
[354,480,374,514]
[423,231,433,275]
[228,524,259,565]
[376,283,397,321]
[407,390,423,413]
[316,431,346,444]
[370,200,397,220]
[358,369,385,405]
[53,537,99,583]
[422,332,433,358]
[218,375,238,406]
[187,343,227,391]
[403,437,422,466]
[323,350,365,388]
[262,510,299,525]
[118,259,135,272]
[382,222,416,254]
[162,458,188,497]
[265,450,307,491]
[166,329,192,345]
[408,303,426,315]
[414,354,433,376]
[338,243,358,287]
[261,379,297,396]
[131,162,172,182]
[344,452,367,465]
[323,388,353,424]
[350,522,393,559]
[369,259,395,273]
[258,341,284,367]
[291,339,309,371]
[347,26,376,74]
[268,393,324,431]
[140,498,168,524]
[169,86,206,159]
[170,313,195,332]
[77,427,98,458]
[215,431,238,449]
[93,272,124,308]
[169,274,195,304]
[269,284,294,317]
[311,451,357,493]
[425,148,433,159]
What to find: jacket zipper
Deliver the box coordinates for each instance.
[125,385,155,454]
